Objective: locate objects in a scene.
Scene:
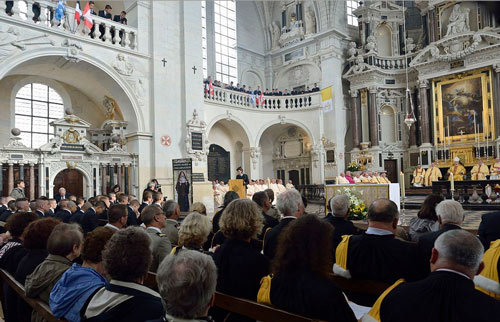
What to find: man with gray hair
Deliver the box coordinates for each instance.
[34,198,50,218]
[263,189,304,260]
[418,200,464,271]
[365,230,500,321]
[142,205,172,272]
[55,200,72,223]
[324,194,359,249]
[162,200,180,245]
[151,251,217,322]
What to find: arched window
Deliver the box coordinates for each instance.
[15,83,65,148]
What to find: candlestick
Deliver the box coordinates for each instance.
[400,171,405,199]
[450,172,455,200]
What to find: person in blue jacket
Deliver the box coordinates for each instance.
[50,227,116,322]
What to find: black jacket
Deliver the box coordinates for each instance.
[259,212,279,240]
[263,217,295,260]
[323,214,360,250]
[69,210,85,224]
[417,224,461,272]
[380,271,500,322]
[478,211,500,249]
[54,209,72,223]
[55,194,71,203]
[127,206,140,226]
[81,208,98,234]
[270,271,356,322]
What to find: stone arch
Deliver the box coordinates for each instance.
[273,61,322,90]
[255,118,315,147]
[375,23,392,56]
[239,68,265,90]
[380,104,397,143]
[206,114,253,145]
[0,47,145,133]
[50,166,92,198]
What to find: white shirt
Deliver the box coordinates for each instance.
[147,226,162,234]
[366,227,393,236]
[436,268,471,280]
[104,223,119,231]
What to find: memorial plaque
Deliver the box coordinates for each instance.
[191,132,203,151]
[326,150,335,163]
[208,144,230,183]
[172,158,193,211]
[192,173,205,182]
[61,143,84,152]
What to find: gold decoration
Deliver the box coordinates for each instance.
[66,161,76,169]
[62,128,82,144]
[103,96,124,121]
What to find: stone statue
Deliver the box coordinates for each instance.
[103,96,123,120]
[348,42,357,59]
[405,37,416,53]
[113,53,134,76]
[269,22,280,50]
[304,7,316,35]
[445,4,470,37]
[50,135,63,154]
[365,35,377,53]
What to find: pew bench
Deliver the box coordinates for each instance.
[0,268,64,322]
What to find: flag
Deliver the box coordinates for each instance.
[205,80,214,95]
[321,86,333,112]
[74,1,81,24]
[55,0,65,21]
[257,92,265,105]
[82,2,93,29]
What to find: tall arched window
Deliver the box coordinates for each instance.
[15,83,65,148]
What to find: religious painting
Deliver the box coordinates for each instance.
[432,68,494,146]
[172,158,192,213]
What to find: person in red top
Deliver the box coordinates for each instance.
[345,171,355,184]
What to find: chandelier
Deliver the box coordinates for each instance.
[402,2,416,131]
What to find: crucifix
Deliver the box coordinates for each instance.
[161,58,167,67]
[192,66,197,74]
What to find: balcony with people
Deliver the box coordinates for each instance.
[0,1,138,52]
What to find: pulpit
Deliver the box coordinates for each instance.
[229,179,245,199]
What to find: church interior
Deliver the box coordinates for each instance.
[0,0,499,321]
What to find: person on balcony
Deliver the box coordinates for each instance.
[447,157,466,181]
[471,159,489,181]
[312,83,320,92]
[113,10,127,25]
[98,4,112,19]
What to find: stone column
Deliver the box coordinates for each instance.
[109,164,114,188]
[369,87,379,147]
[117,164,122,191]
[101,165,107,195]
[124,165,129,194]
[428,6,436,43]
[8,163,14,194]
[19,163,24,181]
[493,65,500,141]
[350,89,360,150]
[409,89,418,147]
[29,163,35,199]
[419,80,431,145]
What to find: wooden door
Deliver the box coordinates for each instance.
[384,159,398,183]
[288,170,299,186]
[53,169,83,198]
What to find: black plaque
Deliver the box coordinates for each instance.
[61,144,84,151]
[207,144,230,183]
[191,132,203,151]
[172,158,193,171]
[326,150,335,163]
[192,173,205,182]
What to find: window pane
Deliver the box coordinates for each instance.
[33,101,48,117]
[32,83,48,101]
[49,104,64,118]
[49,88,63,104]
[33,117,48,133]
[15,98,31,115]
[16,84,31,99]
[19,132,31,147]
[32,133,48,148]
[16,115,32,131]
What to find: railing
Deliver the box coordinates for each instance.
[0,0,138,51]
[349,52,417,71]
[204,87,321,111]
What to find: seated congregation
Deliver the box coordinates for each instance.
[0,186,499,322]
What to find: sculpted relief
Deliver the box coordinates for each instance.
[444,4,471,37]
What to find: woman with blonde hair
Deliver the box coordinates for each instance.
[172,212,211,254]
[191,202,207,215]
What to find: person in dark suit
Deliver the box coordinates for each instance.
[253,191,278,240]
[269,215,357,321]
[0,197,8,217]
[113,10,127,24]
[127,202,140,226]
[81,201,106,234]
[34,199,51,218]
[98,4,112,19]
[0,200,16,222]
[366,230,500,322]
[418,200,463,272]
[139,190,152,214]
[54,200,73,223]
[211,199,269,321]
[210,191,239,248]
[478,211,500,250]
[69,202,85,224]
[334,199,424,306]
[263,189,304,260]
[324,194,361,251]
[55,187,71,203]
[312,83,320,92]
[236,166,249,186]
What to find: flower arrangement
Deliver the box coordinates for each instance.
[337,187,368,220]
[346,162,361,172]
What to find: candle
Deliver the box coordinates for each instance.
[400,172,405,199]
[450,172,454,191]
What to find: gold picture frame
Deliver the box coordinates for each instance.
[432,67,494,147]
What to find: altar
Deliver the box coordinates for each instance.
[325,184,401,211]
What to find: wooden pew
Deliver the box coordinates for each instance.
[329,274,390,296]
[0,269,64,322]
[144,272,324,322]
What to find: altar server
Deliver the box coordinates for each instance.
[471,159,489,181]
[411,165,426,187]
[490,157,500,179]
[424,162,442,186]
[447,157,466,181]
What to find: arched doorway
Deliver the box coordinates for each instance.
[208,144,230,183]
[53,169,83,198]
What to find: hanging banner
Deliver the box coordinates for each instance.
[172,158,192,212]
[321,86,333,113]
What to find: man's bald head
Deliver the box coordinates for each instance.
[367,199,399,223]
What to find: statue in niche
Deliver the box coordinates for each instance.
[304,7,316,35]
[365,35,377,53]
[348,42,357,59]
[103,96,124,120]
[269,21,281,49]
[405,37,416,53]
[289,12,299,29]
[445,4,470,37]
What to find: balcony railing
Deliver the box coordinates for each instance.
[347,52,417,71]
[0,0,138,51]
[204,87,321,111]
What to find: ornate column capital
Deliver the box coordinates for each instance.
[494,63,500,74]
[418,79,429,89]
[349,89,358,98]
[368,86,378,94]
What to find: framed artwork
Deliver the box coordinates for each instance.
[432,67,494,146]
